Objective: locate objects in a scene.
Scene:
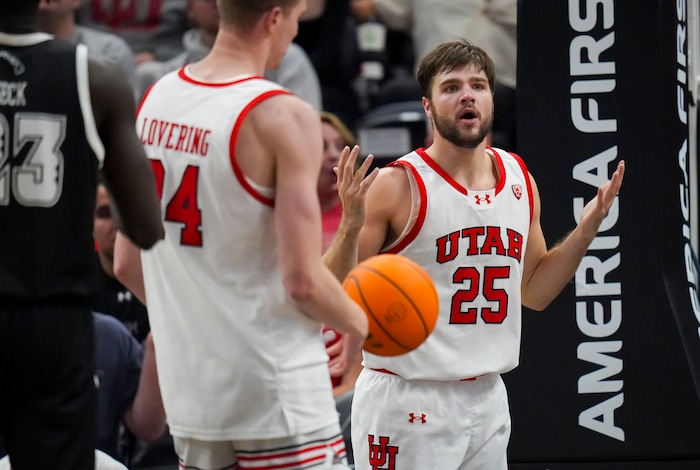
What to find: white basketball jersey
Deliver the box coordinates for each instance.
[364,147,533,380]
[137,68,338,440]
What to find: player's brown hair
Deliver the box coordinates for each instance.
[217,0,300,31]
[417,38,496,100]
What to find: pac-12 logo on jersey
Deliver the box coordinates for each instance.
[368,434,398,470]
[512,184,523,200]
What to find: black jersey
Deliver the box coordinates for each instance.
[92,254,150,343]
[0,33,103,301]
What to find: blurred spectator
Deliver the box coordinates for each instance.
[93,315,166,464]
[351,0,518,150]
[77,0,189,63]
[38,0,136,82]
[318,112,365,463]
[301,0,326,20]
[131,0,321,108]
[318,111,364,393]
[295,0,361,126]
[93,181,150,344]
[319,111,357,253]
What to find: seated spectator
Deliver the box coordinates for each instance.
[77,0,189,64]
[318,111,364,398]
[131,0,322,109]
[93,314,166,463]
[319,112,366,466]
[38,0,136,82]
[93,180,150,344]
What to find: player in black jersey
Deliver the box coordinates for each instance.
[0,2,164,469]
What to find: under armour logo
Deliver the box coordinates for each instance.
[368,434,398,470]
[474,194,492,205]
[408,412,427,424]
[117,290,133,303]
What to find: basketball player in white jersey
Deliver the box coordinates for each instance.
[324,38,625,469]
[114,0,368,469]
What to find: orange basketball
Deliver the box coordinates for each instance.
[342,254,439,356]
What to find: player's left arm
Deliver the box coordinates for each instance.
[521,160,625,311]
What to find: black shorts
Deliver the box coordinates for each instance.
[0,301,97,470]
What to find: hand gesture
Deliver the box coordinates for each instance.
[578,160,625,237]
[334,145,378,231]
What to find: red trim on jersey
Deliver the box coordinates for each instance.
[236,435,346,469]
[509,152,534,225]
[229,89,291,207]
[416,148,467,195]
[487,147,507,196]
[176,67,265,87]
[383,160,428,254]
[415,147,507,196]
[136,83,155,116]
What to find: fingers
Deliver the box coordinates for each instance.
[605,160,625,198]
[326,338,343,356]
[595,160,625,215]
[336,145,360,179]
[335,146,378,193]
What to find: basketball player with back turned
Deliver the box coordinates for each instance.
[114,0,369,469]
[0,1,164,469]
[325,38,625,469]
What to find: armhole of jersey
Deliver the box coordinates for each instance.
[382,160,428,254]
[510,152,534,225]
[76,44,105,169]
[228,89,290,207]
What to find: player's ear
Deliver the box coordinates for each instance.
[262,6,283,32]
[422,96,433,120]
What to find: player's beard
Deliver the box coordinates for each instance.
[432,105,494,149]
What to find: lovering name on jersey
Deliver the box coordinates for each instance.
[436,226,524,263]
[0,81,27,107]
[138,117,211,157]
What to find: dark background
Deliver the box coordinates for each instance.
[506,0,700,467]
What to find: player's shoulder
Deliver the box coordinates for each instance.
[249,91,319,133]
[369,160,413,204]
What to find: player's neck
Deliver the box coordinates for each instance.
[427,136,488,166]
[425,138,497,190]
[192,28,269,80]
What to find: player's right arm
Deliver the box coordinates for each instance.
[323,146,406,277]
[88,56,164,249]
[249,95,368,341]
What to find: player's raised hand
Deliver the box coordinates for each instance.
[334,145,378,231]
[579,160,625,237]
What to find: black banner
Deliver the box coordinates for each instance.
[508,0,700,465]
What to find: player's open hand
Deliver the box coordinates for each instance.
[334,145,378,231]
[579,160,625,237]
